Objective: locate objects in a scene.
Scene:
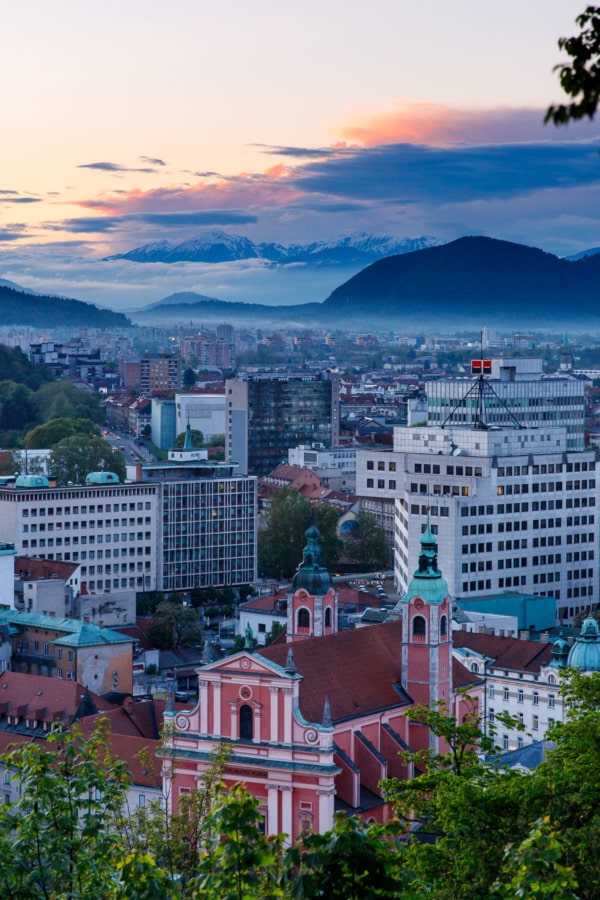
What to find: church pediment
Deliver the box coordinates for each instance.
[202,651,299,680]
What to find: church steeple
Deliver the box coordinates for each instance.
[399,524,452,752]
[287,519,337,643]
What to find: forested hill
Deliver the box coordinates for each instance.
[0,285,130,328]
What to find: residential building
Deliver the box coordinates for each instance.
[0,474,160,596]
[288,444,356,491]
[120,355,181,395]
[0,609,134,692]
[225,372,340,475]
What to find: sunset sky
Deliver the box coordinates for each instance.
[1,0,599,308]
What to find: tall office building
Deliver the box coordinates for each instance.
[390,426,598,625]
[426,358,585,450]
[225,372,340,476]
[135,458,257,591]
[355,359,596,625]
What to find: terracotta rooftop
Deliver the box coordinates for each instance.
[261,620,409,724]
[0,671,114,729]
[15,557,78,582]
[453,631,553,673]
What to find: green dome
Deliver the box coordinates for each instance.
[567,617,600,671]
[549,636,570,669]
[291,522,331,595]
[402,525,449,605]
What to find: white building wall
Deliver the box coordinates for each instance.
[176,393,226,442]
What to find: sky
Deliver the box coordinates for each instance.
[1,0,599,310]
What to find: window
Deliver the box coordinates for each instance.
[440,615,447,636]
[325,607,332,628]
[517,689,524,703]
[489,684,495,699]
[239,704,253,740]
[548,694,555,708]
[503,687,509,701]
[412,615,426,637]
[533,691,539,706]
[297,608,310,629]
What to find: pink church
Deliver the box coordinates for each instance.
[165,524,478,841]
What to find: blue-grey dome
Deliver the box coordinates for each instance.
[549,636,570,669]
[291,522,332,595]
[567,617,600,671]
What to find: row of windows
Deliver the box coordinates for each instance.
[23,501,153,516]
[23,517,151,531]
[489,685,556,706]
[366,460,397,472]
[414,463,484,476]
[366,478,397,490]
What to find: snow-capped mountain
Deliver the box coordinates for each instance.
[105,231,441,267]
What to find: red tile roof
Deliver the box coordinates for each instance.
[14,557,78,581]
[261,620,409,724]
[0,671,112,723]
[453,632,553,673]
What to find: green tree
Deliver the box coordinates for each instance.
[175,429,204,448]
[0,381,36,431]
[24,416,100,449]
[183,367,198,389]
[258,488,342,579]
[547,6,600,125]
[345,510,390,570]
[146,600,203,650]
[50,434,126,484]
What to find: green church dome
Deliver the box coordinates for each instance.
[567,617,600,671]
[402,525,449,605]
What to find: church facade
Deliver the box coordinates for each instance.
[164,524,478,841]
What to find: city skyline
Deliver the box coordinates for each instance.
[1,1,599,310]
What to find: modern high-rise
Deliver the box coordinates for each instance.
[225,372,340,476]
[135,458,257,591]
[426,358,585,450]
[392,425,598,626]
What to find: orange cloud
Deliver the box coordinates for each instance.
[338,103,554,147]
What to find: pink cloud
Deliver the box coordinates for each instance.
[337,102,597,147]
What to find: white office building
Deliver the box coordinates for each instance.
[426,358,586,450]
[392,425,598,625]
[176,392,226,443]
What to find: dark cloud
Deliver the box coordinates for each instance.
[139,156,166,166]
[287,141,600,205]
[54,209,258,234]
[0,190,19,195]
[0,232,25,242]
[77,161,157,174]
[253,144,339,159]
[0,197,42,204]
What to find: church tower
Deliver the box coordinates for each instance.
[398,524,452,749]
[287,523,338,642]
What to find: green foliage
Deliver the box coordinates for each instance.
[288,814,404,900]
[146,600,203,650]
[175,429,204,448]
[258,488,342,579]
[24,416,100,449]
[265,621,285,646]
[183,367,198,388]
[493,818,578,899]
[50,434,126,484]
[547,6,600,125]
[35,380,104,424]
[0,721,130,899]
[345,509,390,569]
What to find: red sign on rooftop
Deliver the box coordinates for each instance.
[471,359,492,375]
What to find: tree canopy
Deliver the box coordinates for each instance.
[258,488,342,579]
[50,434,126,484]
[146,599,204,650]
[344,509,390,570]
[547,6,600,125]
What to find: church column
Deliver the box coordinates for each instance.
[269,687,279,742]
[254,705,262,742]
[316,786,335,833]
[212,682,221,735]
[280,785,293,845]
[283,688,293,744]
[199,679,209,734]
[266,783,279,835]
[229,700,238,739]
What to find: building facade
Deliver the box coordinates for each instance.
[390,426,598,625]
[225,372,340,476]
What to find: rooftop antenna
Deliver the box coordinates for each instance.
[441,349,524,431]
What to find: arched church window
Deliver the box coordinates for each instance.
[324,607,332,628]
[470,662,479,673]
[412,615,426,637]
[440,615,447,636]
[239,704,253,740]
[297,608,310,629]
